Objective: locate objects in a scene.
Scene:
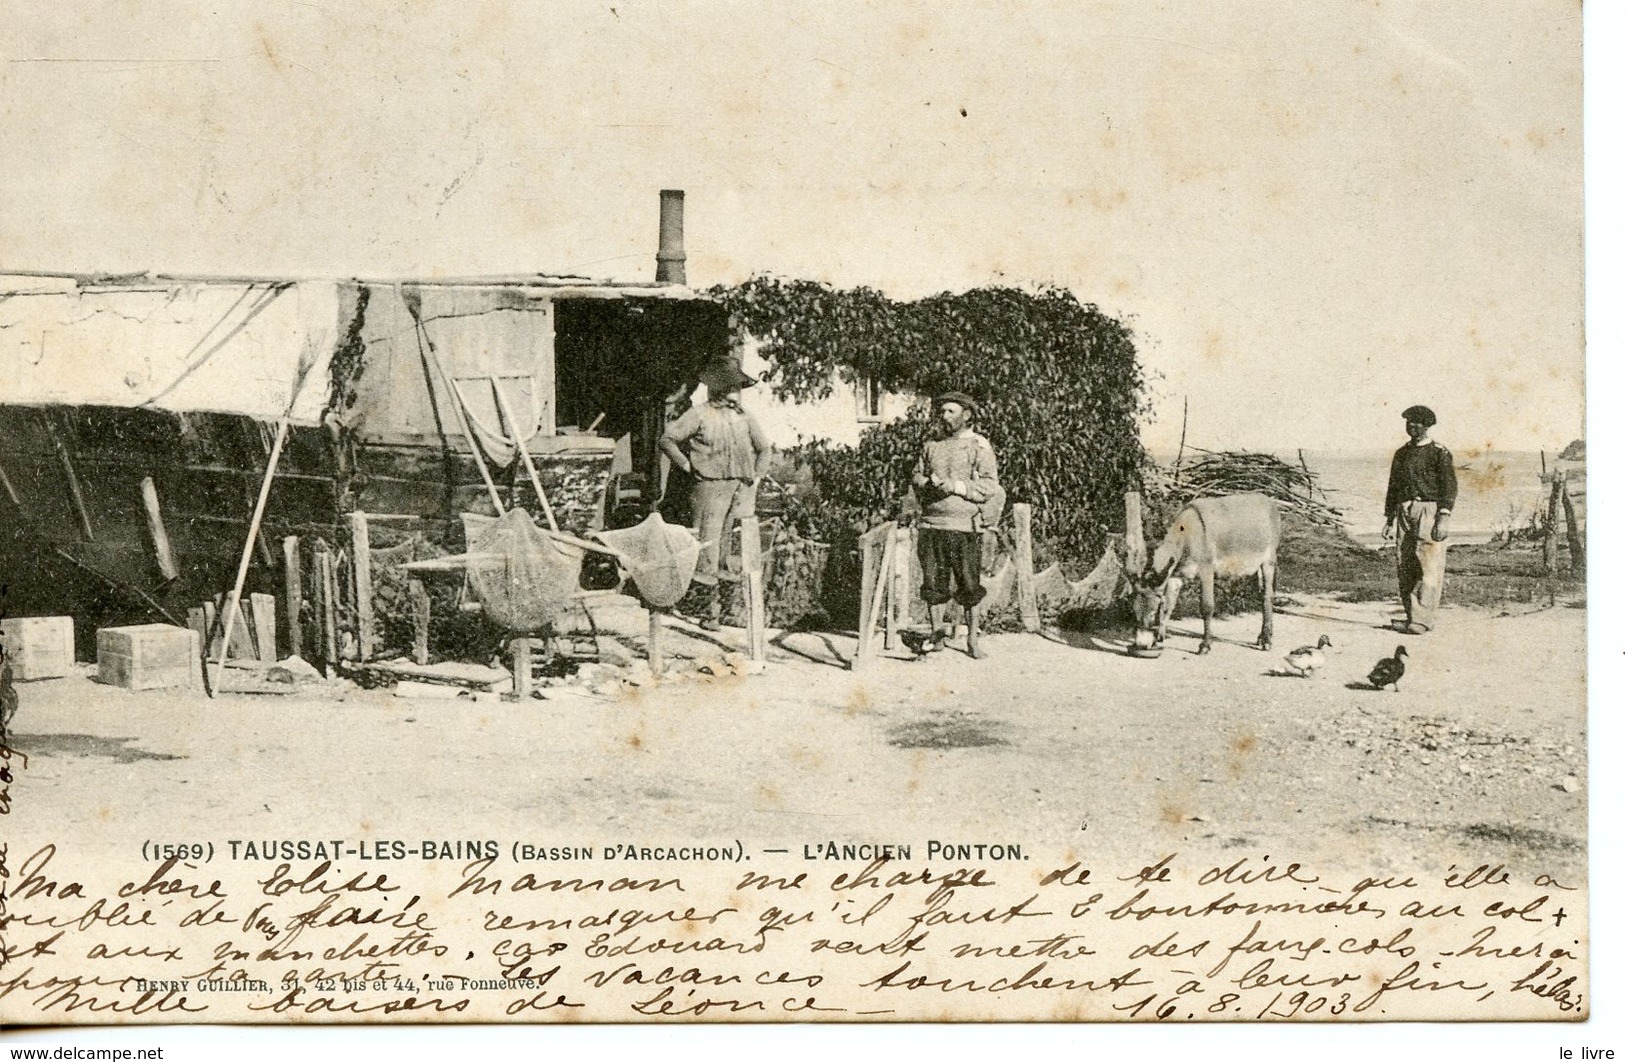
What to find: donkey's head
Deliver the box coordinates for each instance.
[1127,555,1179,639]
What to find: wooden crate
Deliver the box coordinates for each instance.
[97,624,200,691]
[0,616,75,681]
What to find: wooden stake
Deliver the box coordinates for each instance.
[1124,491,1146,575]
[408,577,431,665]
[1543,476,1562,578]
[282,536,303,660]
[887,525,912,648]
[1560,474,1585,575]
[316,546,339,672]
[490,377,559,532]
[186,607,209,659]
[648,610,666,675]
[250,593,277,662]
[855,522,890,669]
[741,516,766,662]
[858,530,896,666]
[511,637,534,700]
[349,510,375,663]
[201,600,221,657]
[1013,503,1039,633]
[217,592,256,660]
[140,476,180,581]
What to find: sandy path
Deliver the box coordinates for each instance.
[4,596,1586,877]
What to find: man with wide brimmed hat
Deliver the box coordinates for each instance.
[907,391,1003,658]
[1382,404,1458,634]
[660,358,774,630]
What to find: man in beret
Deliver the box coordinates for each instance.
[1382,404,1458,634]
[908,392,1003,658]
[661,359,774,630]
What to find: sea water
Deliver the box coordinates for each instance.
[1157,449,1577,546]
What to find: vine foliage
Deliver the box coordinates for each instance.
[710,276,1151,564]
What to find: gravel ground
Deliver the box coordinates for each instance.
[4,595,1587,878]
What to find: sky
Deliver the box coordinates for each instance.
[0,0,1584,453]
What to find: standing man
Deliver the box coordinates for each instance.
[909,392,1002,658]
[660,359,774,630]
[1382,404,1458,634]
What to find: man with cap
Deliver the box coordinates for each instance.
[1382,405,1458,634]
[908,392,1003,658]
[660,359,774,630]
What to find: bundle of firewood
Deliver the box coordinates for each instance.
[1157,449,1345,527]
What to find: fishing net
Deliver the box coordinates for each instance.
[463,508,585,632]
[592,512,702,609]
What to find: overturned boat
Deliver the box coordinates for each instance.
[0,192,728,661]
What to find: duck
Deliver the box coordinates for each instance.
[1368,645,1408,691]
[1283,634,1333,677]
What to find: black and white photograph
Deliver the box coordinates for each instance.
[0,0,1607,1050]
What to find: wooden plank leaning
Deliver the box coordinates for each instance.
[488,377,560,533]
[854,521,897,669]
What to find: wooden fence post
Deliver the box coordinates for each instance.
[1559,474,1585,576]
[350,510,375,662]
[887,525,912,648]
[250,593,277,662]
[1012,503,1038,632]
[740,516,767,662]
[1543,476,1562,578]
[282,536,303,660]
[315,543,339,673]
[511,637,534,700]
[855,522,895,668]
[648,610,666,675]
[1125,491,1146,574]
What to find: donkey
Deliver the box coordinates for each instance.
[1129,493,1281,654]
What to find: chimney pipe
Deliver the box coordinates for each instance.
[656,189,686,285]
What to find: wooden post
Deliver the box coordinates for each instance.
[648,610,666,675]
[859,532,896,665]
[1560,475,1585,575]
[886,525,911,649]
[218,592,256,660]
[186,607,209,660]
[250,593,277,661]
[140,477,180,581]
[282,536,303,660]
[740,516,767,662]
[1543,476,1562,578]
[408,577,431,665]
[315,543,339,673]
[1012,503,1039,633]
[854,522,891,669]
[1124,491,1146,575]
[350,510,375,663]
[511,637,533,700]
[201,600,222,657]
